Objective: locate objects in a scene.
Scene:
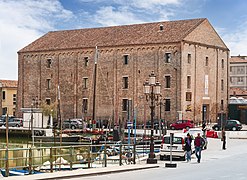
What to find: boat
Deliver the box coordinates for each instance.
[0,168,42,177]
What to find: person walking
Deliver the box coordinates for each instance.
[184,133,192,162]
[194,133,205,163]
[222,128,226,150]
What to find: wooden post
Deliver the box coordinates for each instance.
[133,144,136,164]
[119,144,122,166]
[69,146,73,170]
[104,144,107,167]
[28,147,32,174]
[50,147,53,173]
[5,148,9,177]
[87,146,90,168]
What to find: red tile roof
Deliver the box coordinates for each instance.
[0,80,18,88]
[230,88,247,96]
[19,18,206,53]
[230,57,247,63]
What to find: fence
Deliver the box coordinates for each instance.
[0,143,138,177]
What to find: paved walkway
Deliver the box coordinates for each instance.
[3,163,159,180]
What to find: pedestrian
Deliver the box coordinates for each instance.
[194,133,205,163]
[184,133,192,162]
[222,128,226,150]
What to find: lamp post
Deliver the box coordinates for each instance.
[143,71,161,164]
[0,82,2,116]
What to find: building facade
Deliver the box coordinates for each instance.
[17,18,229,126]
[0,80,18,116]
[229,56,247,90]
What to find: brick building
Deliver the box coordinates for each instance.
[17,18,229,126]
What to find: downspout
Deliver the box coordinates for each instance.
[193,45,197,122]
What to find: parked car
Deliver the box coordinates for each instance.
[170,120,194,130]
[185,128,207,149]
[0,117,23,127]
[160,133,193,161]
[62,119,83,129]
[212,119,242,131]
[7,118,23,127]
[145,120,160,129]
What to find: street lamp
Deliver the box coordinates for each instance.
[0,82,2,116]
[143,71,161,164]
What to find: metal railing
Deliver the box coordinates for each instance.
[0,143,138,177]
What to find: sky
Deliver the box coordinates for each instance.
[0,0,247,80]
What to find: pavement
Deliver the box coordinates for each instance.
[3,127,247,180]
[3,163,159,180]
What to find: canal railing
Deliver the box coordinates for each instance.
[0,143,140,177]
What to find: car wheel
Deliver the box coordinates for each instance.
[16,124,20,127]
[186,126,190,130]
[171,126,175,130]
[215,127,219,131]
[71,125,76,130]
[232,127,237,131]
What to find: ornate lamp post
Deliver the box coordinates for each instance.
[143,71,161,164]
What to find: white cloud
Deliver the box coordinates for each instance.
[221,21,247,56]
[93,6,143,26]
[0,0,73,80]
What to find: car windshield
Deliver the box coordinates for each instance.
[164,137,183,144]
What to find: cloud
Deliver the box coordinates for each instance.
[0,0,74,80]
[90,0,182,26]
[220,21,247,55]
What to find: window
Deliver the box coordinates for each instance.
[47,59,52,68]
[230,67,232,72]
[123,77,128,89]
[46,79,51,90]
[45,98,51,105]
[84,57,89,67]
[186,92,192,101]
[165,99,170,111]
[164,76,171,88]
[123,55,129,65]
[83,77,88,89]
[221,79,224,91]
[122,99,128,111]
[188,54,191,64]
[2,91,5,100]
[82,98,88,113]
[13,94,16,105]
[221,100,224,110]
[221,59,224,69]
[164,53,171,63]
[187,76,191,89]
[205,57,208,66]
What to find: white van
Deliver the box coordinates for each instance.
[160,133,194,160]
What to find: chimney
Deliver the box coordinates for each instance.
[159,24,164,31]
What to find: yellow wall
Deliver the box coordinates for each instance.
[2,87,17,116]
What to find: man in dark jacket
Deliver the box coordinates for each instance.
[184,133,192,162]
[194,133,205,163]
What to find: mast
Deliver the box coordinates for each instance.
[92,46,98,129]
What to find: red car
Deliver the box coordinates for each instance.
[170,120,194,130]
